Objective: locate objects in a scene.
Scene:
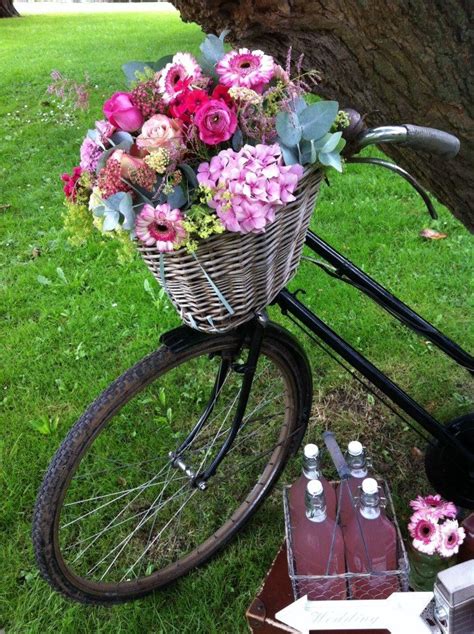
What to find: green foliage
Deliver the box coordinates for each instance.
[0,10,472,634]
[62,200,94,246]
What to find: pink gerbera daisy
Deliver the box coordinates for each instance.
[408,510,440,555]
[135,203,187,252]
[410,494,457,519]
[438,519,465,558]
[158,53,202,103]
[216,48,275,92]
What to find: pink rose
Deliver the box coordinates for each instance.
[194,99,238,145]
[103,92,144,132]
[136,114,183,152]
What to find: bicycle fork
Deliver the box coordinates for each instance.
[169,312,269,489]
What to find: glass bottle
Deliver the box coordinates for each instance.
[289,443,337,520]
[343,478,400,599]
[291,480,347,600]
[337,440,369,528]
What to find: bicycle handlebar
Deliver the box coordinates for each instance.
[355,124,460,158]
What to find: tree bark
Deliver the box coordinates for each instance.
[0,0,20,18]
[172,0,474,231]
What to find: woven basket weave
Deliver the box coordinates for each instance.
[138,167,322,333]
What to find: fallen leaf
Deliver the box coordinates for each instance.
[0,203,11,211]
[411,446,423,460]
[31,247,41,259]
[420,228,448,240]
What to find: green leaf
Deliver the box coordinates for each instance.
[276,111,302,147]
[56,267,68,285]
[37,275,52,286]
[30,418,51,435]
[159,387,166,408]
[299,101,339,141]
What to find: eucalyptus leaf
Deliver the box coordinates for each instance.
[102,210,120,231]
[92,204,106,217]
[119,193,135,230]
[86,129,99,143]
[178,163,199,188]
[299,139,317,165]
[291,96,307,115]
[320,131,343,154]
[103,192,128,212]
[122,61,159,85]
[167,185,186,209]
[95,142,129,174]
[276,111,302,147]
[154,54,174,71]
[280,143,300,166]
[110,131,134,149]
[231,128,243,152]
[319,150,343,172]
[300,101,339,141]
[200,33,226,65]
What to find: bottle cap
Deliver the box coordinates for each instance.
[362,478,378,495]
[348,440,363,456]
[304,443,319,459]
[306,479,323,496]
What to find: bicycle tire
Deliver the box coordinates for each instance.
[32,323,312,604]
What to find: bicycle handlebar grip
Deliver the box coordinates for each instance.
[402,125,460,158]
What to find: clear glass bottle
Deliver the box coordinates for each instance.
[343,478,400,599]
[291,480,346,600]
[289,443,337,520]
[337,440,369,527]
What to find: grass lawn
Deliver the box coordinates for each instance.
[0,10,472,634]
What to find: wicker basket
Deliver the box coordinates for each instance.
[138,167,322,333]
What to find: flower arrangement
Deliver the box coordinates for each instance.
[408,494,465,558]
[61,33,348,257]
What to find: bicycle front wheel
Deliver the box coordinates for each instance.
[33,323,311,604]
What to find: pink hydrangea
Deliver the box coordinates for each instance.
[135,203,187,251]
[197,144,303,234]
[80,137,102,172]
[158,53,202,103]
[216,48,275,92]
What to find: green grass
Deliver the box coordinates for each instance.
[0,10,473,633]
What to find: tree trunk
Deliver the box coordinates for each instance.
[172,0,474,231]
[0,0,20,17]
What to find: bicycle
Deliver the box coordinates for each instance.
[33,118,473,604]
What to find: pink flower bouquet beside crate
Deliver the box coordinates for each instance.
[61,33,349,331]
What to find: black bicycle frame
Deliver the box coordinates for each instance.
[275,229,474,467]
